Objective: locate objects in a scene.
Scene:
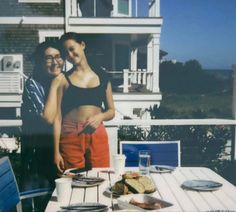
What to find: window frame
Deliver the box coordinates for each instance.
[18,0,61,3]
[38,29,64,43]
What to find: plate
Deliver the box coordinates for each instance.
[181,180,223,191]
[72,176,105,188]
[117,194,173,211]
[149,165,176,173]
[61,202,108,212]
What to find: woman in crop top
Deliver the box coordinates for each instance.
[52,32,115,173]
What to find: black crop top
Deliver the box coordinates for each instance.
[61,69,110,116]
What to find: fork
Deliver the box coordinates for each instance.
[108,171,114,211]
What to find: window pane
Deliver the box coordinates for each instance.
[45,37,59,42]
[118,0,129,15]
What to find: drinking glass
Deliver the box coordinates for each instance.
[112,154,126,176]
[139,150,150,175]
[55,178,72,204]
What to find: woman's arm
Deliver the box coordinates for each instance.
[53,82,65,173]
[43,73,64,124]
[102,82,115,121]
[86,82,115,129]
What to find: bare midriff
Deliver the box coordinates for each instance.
[63,105,102,123]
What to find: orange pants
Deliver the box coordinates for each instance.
[60,119,110,170]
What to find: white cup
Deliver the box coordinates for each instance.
[139,150,150,175]
[112,154,126,175]
[55,178,72,204]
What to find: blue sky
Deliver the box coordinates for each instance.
[160,0,236,69]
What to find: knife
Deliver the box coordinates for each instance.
[68,167,92,174]
[155,165,175,171]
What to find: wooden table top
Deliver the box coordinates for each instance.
[45,167,236,211]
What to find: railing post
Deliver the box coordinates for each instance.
[137,69,142,84]
[123,69,129,93]
[232,65,236,160]
[106,126,119,160]
[142,69,147,85]
[152,34,160,93]
[146,72,151,90]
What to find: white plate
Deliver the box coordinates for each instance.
[149,165,175,173]
[61,202,108,212]
[117,194,173,211]
[72,177,105,188]
[181,180,222,191]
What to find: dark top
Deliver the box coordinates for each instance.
[21,77,56,190]
[61,69,110,117]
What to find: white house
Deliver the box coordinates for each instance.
[0,0,163,154]
[0,0,163,122]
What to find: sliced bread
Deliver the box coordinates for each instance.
[112,180,129,195]
[125,178,145,194]
[122,172,140,179]
[138,176,156,193]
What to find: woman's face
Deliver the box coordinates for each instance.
[44,47,64,77]
[63,39,86,65]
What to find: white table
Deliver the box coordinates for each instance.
[45,167,236,211]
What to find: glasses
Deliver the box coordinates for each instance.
[45,54,62,63]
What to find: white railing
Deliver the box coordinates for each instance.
[122,69,153,93]
[106,118,236,161]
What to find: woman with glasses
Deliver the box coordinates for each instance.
[21,40,64,196]
[51,32,115,173]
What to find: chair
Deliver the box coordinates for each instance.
[120,141,181,167]
[0,156,52,212]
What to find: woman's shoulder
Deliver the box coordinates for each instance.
[25,76,43,90]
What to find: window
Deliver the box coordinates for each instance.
[38,30,64,43]
[118,0,129,15]
[45,37,59,42]
[18,0,60,3]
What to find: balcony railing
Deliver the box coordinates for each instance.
[109,69,153,93]
[105,118,236,164]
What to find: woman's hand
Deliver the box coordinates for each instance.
[51,73,64,88]
[85,113,104,130]
[54,152,65,173]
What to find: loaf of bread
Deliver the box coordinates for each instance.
[125,179,145,194]
[112,172,156,195]
[138,176,156,193]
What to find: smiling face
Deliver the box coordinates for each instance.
[63,39,86,66]
[44,47,64,77]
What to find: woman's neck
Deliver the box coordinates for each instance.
[74,61,92,73]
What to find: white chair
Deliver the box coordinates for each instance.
[0,156,52,212]
[120,141,181,167]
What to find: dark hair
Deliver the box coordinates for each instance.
[60,32,87,45]
[32,40,62,84]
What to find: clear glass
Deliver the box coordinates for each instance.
[139,150,150,175]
